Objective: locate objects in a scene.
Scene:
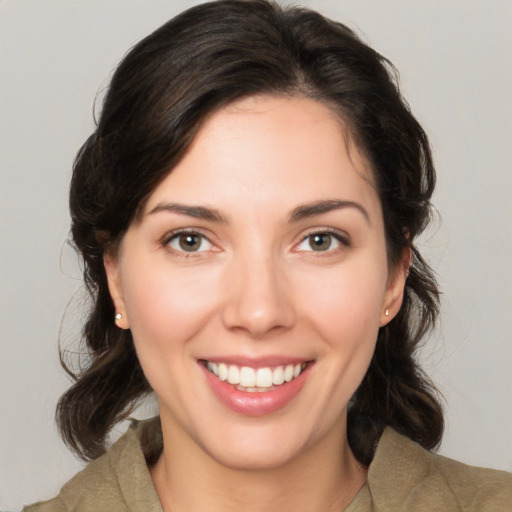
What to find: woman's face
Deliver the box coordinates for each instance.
[106,95,407,469]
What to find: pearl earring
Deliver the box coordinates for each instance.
[385,309,389,317]
[115,313,122,322]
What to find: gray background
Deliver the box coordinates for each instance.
[1,0,511,509]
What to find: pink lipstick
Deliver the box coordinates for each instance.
[199,359,313,416]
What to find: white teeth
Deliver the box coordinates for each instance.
[218,363,228,381]
[227,365,239,384]
[239,367,256,387]
[207,361,218,375]
[205,360,308,389]
[272,366,285,385]
[256,367,273,387]
[284,364,294,382]
[236,385,274,393]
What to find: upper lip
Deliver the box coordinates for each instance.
[198,355,314,368]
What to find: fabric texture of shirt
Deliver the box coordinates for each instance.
[23,417,512,511]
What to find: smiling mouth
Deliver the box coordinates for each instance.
[200,360,311,392]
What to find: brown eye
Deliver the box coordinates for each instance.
[167,232,213,253]
[179,234,202,251]
[309,233,333,251]
[295,231,347,253]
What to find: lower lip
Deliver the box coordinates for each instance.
[200,363,312,416]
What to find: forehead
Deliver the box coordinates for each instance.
[144,95,378,217]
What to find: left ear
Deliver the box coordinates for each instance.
[379,247,411,326]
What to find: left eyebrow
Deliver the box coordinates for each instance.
[288,199,371,225]
[147,202,228,223]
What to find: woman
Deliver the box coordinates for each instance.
[24,0,511,510]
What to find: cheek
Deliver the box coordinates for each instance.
[120,260,225,405]
[121,261,222,354]
[295,256,388,389]
[298,258,388,337]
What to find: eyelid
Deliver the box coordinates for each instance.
[161,228,218,254]
[293,228,350,252]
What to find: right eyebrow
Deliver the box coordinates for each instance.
[147,202,228,223]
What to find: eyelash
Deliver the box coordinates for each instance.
[161,229,215,256]
[295,228,350,254]
[161,228,350,256]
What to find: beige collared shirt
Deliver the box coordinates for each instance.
[24,418,512,511]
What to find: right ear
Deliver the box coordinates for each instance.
[104,253,130,329]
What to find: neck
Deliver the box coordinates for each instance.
[150,413,367,512]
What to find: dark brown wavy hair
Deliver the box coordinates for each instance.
[57,0,443,464]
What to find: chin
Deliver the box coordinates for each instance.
[208,438,304,471]
[194,416,323,472]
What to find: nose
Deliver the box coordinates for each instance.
[221,252,296,339]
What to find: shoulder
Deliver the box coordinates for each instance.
[22,418,162,512]
[367,427,512,511]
